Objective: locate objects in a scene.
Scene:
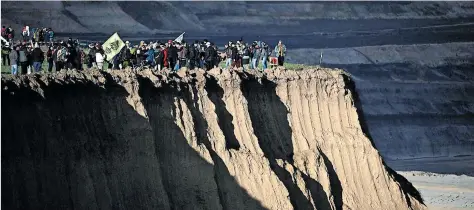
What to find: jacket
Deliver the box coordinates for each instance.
[274,44,286,57]
[253,48,261,60]
[231,47,239,60]
[204,46,215,62]
[177,47,186,59]
[9,50,18,65]
[19,49,28,62]
[31,48,44,62]
[168,46,178,60]
[146,49,155,63]
[225,47,232,58]
[188,46,198,60]
[260,48,268,60]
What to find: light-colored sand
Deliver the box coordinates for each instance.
[1,68,425,209]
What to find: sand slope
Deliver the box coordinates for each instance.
[2,68,426,210]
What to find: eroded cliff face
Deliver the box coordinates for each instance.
[1,68,426,210]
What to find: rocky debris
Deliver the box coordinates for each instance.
[1,68,426,210]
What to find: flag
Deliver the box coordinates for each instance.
[0,36,9,46]
[103,32,125,62]
[174,32,185,43]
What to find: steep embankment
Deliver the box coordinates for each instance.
[2,69,426,210]
[287,43,474,167]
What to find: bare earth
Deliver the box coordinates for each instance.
[2,68,426,209]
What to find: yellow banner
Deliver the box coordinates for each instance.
[103,32,125,62]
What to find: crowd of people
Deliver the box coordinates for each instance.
[1,26,288,75]
[2,25,55,44]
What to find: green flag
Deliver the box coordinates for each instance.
[103,32,125,62]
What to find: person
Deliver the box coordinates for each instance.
[204,42,216,70]
[66,43,76,69]
[31,43,44,72]
[155,44,165,71]
[39,29,44,42]
[252,44,261,69]
[7,26,14,44]
[225,43,232,69]
[1,26,6,37]
[46,46,54,72]
[261,43,269,71]
[56,45,67,71]
[95,48,105,70]
[145,46,155,67]
[26,45,33,74]
[188,41,198,70]
[9,46,18,75]
[18,45,28,75]
[177,42,187,70]
[2,43,11,66]
[168,41,178,70]
[85,44,93,68]
[121,41,132,68]
[231,43,240,68]
[21,26,29,41]
[242,44,250,70]
[274,40,286,66]
[211,42,219,68]
[48,28,54,43]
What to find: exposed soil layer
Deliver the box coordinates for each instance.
[1,68,426,210]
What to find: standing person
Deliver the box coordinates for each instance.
[204,42,215,70]
[261,44,269,71]
[18,45,28,75]
[95,48,104,70]
[22,26,30,41]
[188,41,198,70]
[121,41,132,69]
[225,43,232,69]
[39,29,44,42]
[212,43,219,68]
[177,43,187,70]
[9,46,18,75]
[87,44,96,68]
[231,43,240,68]
[2,43,11,66]
[274,40,286,66]
[48,28,54,43]
[241,44,250,70]
[145,46,155,67]
[7,26,14,44]
[75,44,82,70]
[155,44,164,71]
[1,26,6,37]
[31,43,44,72]
[168,42,178,71]
[161,44,168,69]
[46,46,54,72]
[252,45,261,70]
[56,45,67,71]
[66,44,76,69]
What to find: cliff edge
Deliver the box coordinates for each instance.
[1,68,426,210]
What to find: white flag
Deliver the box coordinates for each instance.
[174,32,185,43]
[0,36,9,46]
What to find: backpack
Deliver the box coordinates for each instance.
[243,48,250,57]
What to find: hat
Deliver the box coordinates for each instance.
[125,41,130,44]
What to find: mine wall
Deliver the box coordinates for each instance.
[1,69,426,210]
